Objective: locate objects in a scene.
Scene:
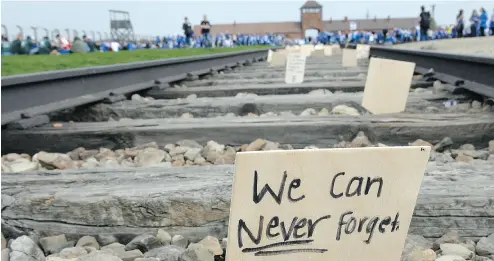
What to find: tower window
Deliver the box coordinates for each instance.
[302,8,321,14]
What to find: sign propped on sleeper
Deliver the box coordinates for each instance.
[342,49,357,67]
[269,51,287,67]
[362,57,416,114]
[356,44,370,60]
[324,46,333,56]
[226,146,430,261]
[267,50,274,63]
[301,45,314,56]
[285,53,306,84]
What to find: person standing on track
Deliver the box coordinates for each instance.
[469,10,480,37]
[490,8,494,36]
[479,8,488,36]
[419,6,431,41]
[183,17,193,48]
[456,9,464,38]
[200,15,212,48]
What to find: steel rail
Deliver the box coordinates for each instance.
[1,49,271,126]
[366,45,494,98]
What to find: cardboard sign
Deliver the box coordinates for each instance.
[267,50,273,63]
[226,146,430,261]
[285,53,306,84]
[269,51,287,67]
[301,45,314,56]
[361,57,416,114]
[342,49,357,67]
[324,46,333,56]
[356,44,370,60]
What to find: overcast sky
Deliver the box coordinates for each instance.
[2,0,494,39]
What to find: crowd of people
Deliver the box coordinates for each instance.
[2,6,493,56]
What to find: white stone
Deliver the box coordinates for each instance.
[186,94,197,100]
[300,108,316,116]
[331,104,360,116]
[156,229,172,245]
[224,113,236,118]
[204,141,224,153]
[198,236,222,255]
[184,148,202,161]
[180,113,194,118]
[169,146,188,156]
[134,148,166,167]
[7,158,38,173]
[472,100,482,109]
[10,235,46,261]
[131,94,143,101]
[235,92,257,98]
[476,234,494,256]
[171,235,188,248]
[4,153,21,161]
[440,244,474,259]
[318,108,329,116]
[308,89,333,96]
[81,157,99,169]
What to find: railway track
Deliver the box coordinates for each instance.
[1,49,272,127]
[1,43,494,261]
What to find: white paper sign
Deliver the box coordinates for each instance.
[342,49,357,67]
[270,51,287,67]
[267,50,273,63]
[356,44,370,60]
[301,45,314,56]
[324,46,333,56]
[285,53,306,84]
[350,22,357,30]
[362,57,416,114]
[227,146,431,261]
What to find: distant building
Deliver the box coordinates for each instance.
[193,0,418,39]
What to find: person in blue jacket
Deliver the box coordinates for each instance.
[479,8,488,36]
[469,10,480,37]
[490,8,494,35]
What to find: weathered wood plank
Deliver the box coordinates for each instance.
[2,113,493,154]
[149,81,433,99]
[2,162,493,241]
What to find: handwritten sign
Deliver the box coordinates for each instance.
[342,49,357,67]
[285,53,306,84]
[267,50,274,63]
[269,51,287,67]
[356,44,370,60]
[362,57,416,114]
[226,146,430,261]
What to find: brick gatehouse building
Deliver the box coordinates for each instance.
[193,1,417,39]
